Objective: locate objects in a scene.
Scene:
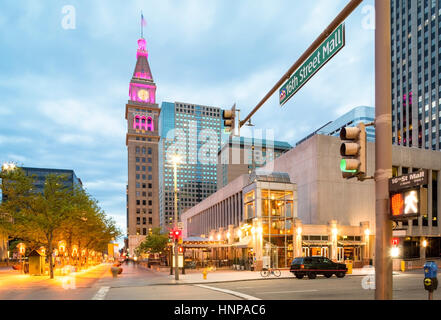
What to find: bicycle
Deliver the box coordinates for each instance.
[260,267,281,277]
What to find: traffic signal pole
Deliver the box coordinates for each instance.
[173,161,179,281]
[375,0,393,300]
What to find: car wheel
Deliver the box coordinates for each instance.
[295,273,304,279]
[307,272,317,279]
[336,271,346,278]
[324,273,333,278]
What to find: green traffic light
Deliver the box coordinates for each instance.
[340,159,357,173]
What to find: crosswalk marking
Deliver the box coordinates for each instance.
[92,286,110,300]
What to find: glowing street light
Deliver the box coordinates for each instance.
[391,246,400,258]
[170,154,182,281]
[422,240,428,248]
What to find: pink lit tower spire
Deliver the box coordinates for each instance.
[125,13,161,257]
[128,12,156,104]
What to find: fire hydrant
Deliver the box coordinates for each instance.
[202,269,207,280]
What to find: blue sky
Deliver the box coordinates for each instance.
[0,0,375,246]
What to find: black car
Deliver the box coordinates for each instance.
[290,256,347,279]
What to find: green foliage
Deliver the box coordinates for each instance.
[137,227,169,254]
[0,167,121,277]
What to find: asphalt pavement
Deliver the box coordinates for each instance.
[0,263,437,300]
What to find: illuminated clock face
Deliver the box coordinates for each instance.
[137,89,149,101]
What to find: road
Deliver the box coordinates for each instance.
[0,264,437,300]
[207,271,439,300]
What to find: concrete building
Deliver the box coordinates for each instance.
[217,136,291,189]
[125,37,161,256]
[390,0,441,150]
[183,134,441,270]
[158,101,225,229]
[296,106,375,146]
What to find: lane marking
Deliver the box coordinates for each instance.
[92,286,110,300]
[194,284,261,300]
[259,289,319,294]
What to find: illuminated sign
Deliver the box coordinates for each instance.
[390,188,424,220]
[391,193,404,217]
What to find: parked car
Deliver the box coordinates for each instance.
[290,256,347,279]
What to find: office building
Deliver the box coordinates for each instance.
[217,136,292,189]
[296,106,375,146]
[125,37,161,256]
[158,101,224,229]
[183,134,441,270]
[391,0,441,150]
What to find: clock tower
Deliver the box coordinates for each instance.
[125,37,161,257]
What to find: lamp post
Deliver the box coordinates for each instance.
[171,154,181,280]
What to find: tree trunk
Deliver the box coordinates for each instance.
[48,233,54,279]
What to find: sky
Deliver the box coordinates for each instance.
[0,0,376,247]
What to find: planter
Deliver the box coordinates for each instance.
[110,266,120,278]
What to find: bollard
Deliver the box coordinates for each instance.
[202,269,207,280]
[400,260,405,272]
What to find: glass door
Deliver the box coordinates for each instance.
[337,247,344,262]
[302,247,310,257]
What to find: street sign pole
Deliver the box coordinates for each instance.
[375,0,393,300]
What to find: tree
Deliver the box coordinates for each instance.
[137,228,169,255]
[0,168,121,278]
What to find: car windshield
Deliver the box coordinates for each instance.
[291,258,303,264]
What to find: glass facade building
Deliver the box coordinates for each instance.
[296,106,375,146]
[159,101,227,229]
[391,0,441,150]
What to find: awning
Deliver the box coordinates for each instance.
[337,241,366,246]
[232,236,253,248]
[302,240,332,246]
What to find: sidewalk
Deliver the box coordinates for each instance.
[144,267,387,285]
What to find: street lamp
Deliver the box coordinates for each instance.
[171,154,182,280]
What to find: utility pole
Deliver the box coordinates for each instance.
[375,0,393,300]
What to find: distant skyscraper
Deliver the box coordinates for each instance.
[158,102,225,229]
[217,137,292,189]
[125,37,160,257]
[391,0,441,150]
[296,106,375,146]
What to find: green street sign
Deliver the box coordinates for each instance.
[279,23,345,106]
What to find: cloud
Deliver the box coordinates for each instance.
[38,99,125,139]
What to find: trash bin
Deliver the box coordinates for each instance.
[28,250,45,276]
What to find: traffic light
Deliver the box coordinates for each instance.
[339,123,366,180]
[170,228,182,241]
[223,104,236,134]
